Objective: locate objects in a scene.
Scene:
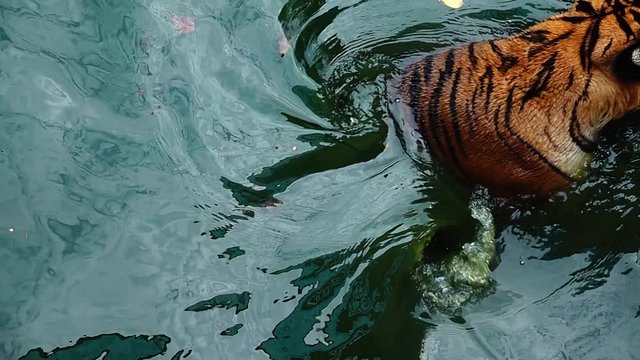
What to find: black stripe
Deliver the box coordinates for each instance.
[483,67,494,114]
[575,0,596,14]
[408,65,435,155]
[569,102,596,152]
[579,26,590,70]
[489,101,547,173]
[580,19,602,71]
[503,87,573,180]
[471,67,492,134]
[489,41,502,56]
[580,74,592,99]
[521,53,557,109]
[468,42,478,68]
[520,29,551,43]
[489,41,518,72]
[449,67,468,157]
[415,57,434,145]
[443,48,455,75]
[559,16,590,23]
[409,67,421,115]
[470,83,480,133]
[409,67,424,134]
[434,50,467,175]
[427,51,455,162]
[504,87,515,129]
[615,13,635,40]
[466,101,476,133]
[421,56,434,82]
[492,105,508,147]
[528,31,573,57]
[569,77,597,152]
[567,70,575,90]
[630,9,640,24]
[490,100,526,160]
[602,39,613,56]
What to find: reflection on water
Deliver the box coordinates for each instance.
[1,0,639,358]
[185,291,251,314]
[258,225,431,359]
[19,333,172,360]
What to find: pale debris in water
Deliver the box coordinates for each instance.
[278,36,292,57]
[441,0,464,9]
[170,15,195,34]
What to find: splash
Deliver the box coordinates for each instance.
[414,192,497,313]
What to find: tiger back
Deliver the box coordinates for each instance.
[400,0,640,196]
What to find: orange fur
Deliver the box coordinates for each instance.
[400,0,640,196]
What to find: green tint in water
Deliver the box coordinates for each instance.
[1,0,639,359]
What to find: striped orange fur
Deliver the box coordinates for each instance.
[400,0,640,196]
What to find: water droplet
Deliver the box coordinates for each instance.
[8,228,14,233]
[394,98,400,103]
[292,146,297,151]
[519,260,525,266]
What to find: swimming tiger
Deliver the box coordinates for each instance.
[400,0,640,196]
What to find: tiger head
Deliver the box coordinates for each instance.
[551,0,640,115]
[400,0,640,196]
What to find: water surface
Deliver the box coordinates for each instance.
[1,0,639,359]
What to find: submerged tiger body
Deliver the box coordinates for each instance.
[400,0,640,196]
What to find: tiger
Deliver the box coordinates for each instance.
[399,0,640,196]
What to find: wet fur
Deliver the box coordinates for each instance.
[400,0,640,196]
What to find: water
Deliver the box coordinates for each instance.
[1,0,639,359]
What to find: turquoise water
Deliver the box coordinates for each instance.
[1,0,639,359]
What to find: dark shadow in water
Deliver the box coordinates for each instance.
[185,291,251,314]
[257,224,434,360]
[220,324,244,337]
[20,334,172,360]
[221,127,387,208]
